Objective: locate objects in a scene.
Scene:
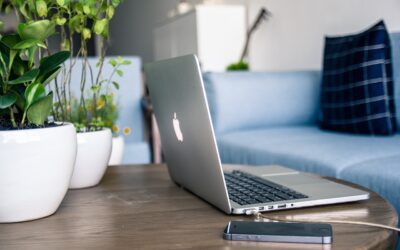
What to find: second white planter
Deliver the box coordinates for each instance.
[108,136,125,166]
[69,128,112,189]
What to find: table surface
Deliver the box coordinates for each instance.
[0,164,398,250]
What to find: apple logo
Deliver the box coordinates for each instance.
[172,112,183,142]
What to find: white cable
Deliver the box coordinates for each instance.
[252,211,400,233]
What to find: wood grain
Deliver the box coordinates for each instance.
[0,164,397,250]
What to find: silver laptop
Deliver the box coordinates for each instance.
[144,54,369,215]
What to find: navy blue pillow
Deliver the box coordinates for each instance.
[320,20,396,135]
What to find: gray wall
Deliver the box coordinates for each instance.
[248,0,400,70]
[108,0,245,64]
[108,0,184,63]
[109,0,400,70]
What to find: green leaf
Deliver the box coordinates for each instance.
[122,60,131,65]
[93,19,109,37]
[0,46,10,75]
[4,4,10,14]
[108,58,117,67]
[28,46,37,68]
[82,28,91,40]
[40,66,61,86]
[36,41,47,49]
[35,0,47,17]
[18,5,30,21]
[18,20,55,41]
[91,85,99,92]
[6,68,39,85]
[106,5,115,19]
[0,93,17,109]
[13,90,25,110]
[111,0,120,8]
[61,39,70,50]
[39,51,70,77]
[83,5,91,15]
[112,81,120,90]
[9,49,18,73]
[24,82,46,111]
[27,92,53,125]
[1,34,21,49]
[12,39,39,50]
[56,0,65,6]
[69,15,82,33]
[68,15,82,33]
[56,17,67,26]
[12,56,27,76]
[116,69,123,77]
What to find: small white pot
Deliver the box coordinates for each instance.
[69,128,112,189]
[0,123,77,223]
[108,136,125,166]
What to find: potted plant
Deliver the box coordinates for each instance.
[227,8,271,71]
[68,56,131,183]
[78,56,132,166]
[8,0,124,188]
[0,19,74,222]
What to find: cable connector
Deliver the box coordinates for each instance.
[245,209,259,216]
[248,211,400,233]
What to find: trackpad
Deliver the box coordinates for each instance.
[266,174,326,186]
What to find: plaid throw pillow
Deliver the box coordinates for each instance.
[320,20,396,135]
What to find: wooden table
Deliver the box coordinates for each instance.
[0,164,397,249]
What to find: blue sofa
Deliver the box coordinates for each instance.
[203,33,400,218]
[68,56,151,164]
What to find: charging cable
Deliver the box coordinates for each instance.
[250,211,400,233]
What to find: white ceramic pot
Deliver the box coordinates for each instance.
[108,136,125,166]
[0,123,77,223]
[69,128,112,189]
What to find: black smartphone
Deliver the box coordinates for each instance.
[223,220,332,244]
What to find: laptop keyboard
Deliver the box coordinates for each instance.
[224,170,308,206]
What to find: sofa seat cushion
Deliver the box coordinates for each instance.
[339,155,400,215]
[217,125,400,177]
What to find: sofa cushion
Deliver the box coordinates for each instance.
[320,20,396,135]
[203,71,321,135]
[217,126,400,177]
[339,155,400,216]
[390,32,400,130]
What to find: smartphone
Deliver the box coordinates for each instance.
[223,220,332,244]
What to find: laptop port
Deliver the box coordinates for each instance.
[277,204,287,208]
[268,205,274,209]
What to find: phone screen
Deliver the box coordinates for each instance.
[225,220,332,237]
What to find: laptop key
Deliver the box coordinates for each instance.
[225,171,308,205]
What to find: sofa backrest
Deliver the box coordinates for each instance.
[66,56,146,143]
[203,71,322,135]
[390,32,400,129]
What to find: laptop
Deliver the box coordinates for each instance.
[144,54,369,215]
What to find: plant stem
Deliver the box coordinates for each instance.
[93,36,107,120]
[79,46,88,125]
[66,32,79,122]
[9,107,17,128]
[20,111,26,128]
[239,8,270,62]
